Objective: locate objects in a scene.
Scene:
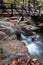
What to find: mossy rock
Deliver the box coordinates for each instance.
[0,29,13,36]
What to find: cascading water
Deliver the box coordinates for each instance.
[21,33,43,56]
[0,23,17,35]
[0,23,43,56]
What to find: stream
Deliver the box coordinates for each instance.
[0,23,43,56]
[21,33,43,56]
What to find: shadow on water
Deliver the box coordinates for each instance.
[0,23,43,56]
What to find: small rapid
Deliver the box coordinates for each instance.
[0,23,43,56]
[21,33,43,56]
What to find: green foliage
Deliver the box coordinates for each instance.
[0,0,43,8]
[38,0,43,8]
[3,0,14,3]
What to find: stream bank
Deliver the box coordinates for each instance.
[0,17,43,65]
[0,23,43,56]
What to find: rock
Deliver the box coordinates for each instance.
[0,31,6,35]
[39,23,43,26]
[21,27,34,36]
[2,29,13,36]
[0,31,8,40]
[7,34,16,40]
[15,31,21,40]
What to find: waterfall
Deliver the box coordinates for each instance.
[21,33,43,56]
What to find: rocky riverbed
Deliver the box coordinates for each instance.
[0,17,43,65]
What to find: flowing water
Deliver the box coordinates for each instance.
[21,33,43,56]
[0,24,43,56]
[0,23,17,35]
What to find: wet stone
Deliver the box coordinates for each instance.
[0,31,8,40]
[15,31,21,40]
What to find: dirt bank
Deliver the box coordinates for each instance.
[0,39,28,55]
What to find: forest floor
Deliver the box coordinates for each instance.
[0,39,28,55]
